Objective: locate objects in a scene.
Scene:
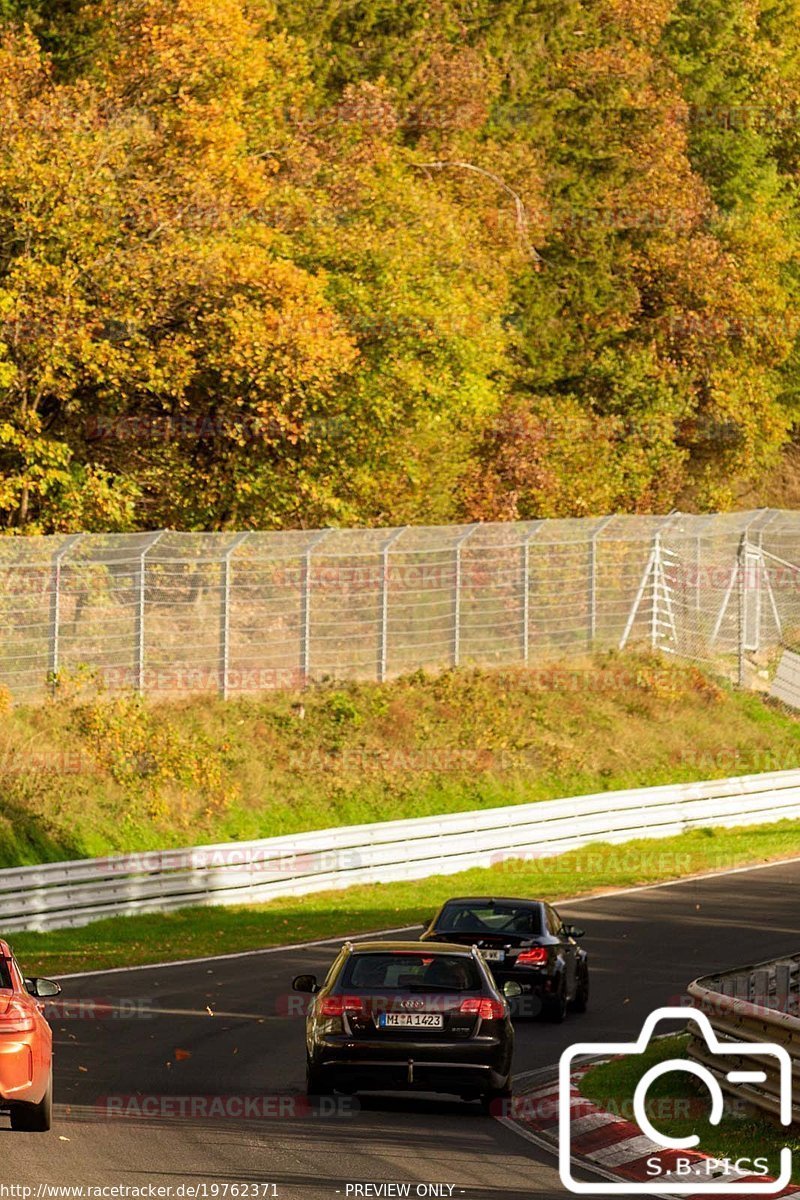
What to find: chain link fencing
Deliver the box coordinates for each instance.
[2,510,799,702]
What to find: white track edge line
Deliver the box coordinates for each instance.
[51,923,421,979]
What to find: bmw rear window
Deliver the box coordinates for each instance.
[437,902,543,936]
[341,953,481,991]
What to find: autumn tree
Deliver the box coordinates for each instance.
[1,0,799,530]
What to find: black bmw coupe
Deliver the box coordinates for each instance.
[420,896,589,1022]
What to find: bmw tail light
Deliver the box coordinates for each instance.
[515,947,548,967]
[0,1002,34,1034]
[460,997,506,1020]
[319,995,364,1017]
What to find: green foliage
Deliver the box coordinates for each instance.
[1,0,800,529]
[0,655,799,865]
[73,695,240,822]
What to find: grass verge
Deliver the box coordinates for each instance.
[580,1034,800,1183]
[2,653,800,866]
[11,817,800,977]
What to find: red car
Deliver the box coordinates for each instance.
[0,940,60,1131]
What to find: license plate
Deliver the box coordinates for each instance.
[378,1012,444,1029]
[481,950,505,962]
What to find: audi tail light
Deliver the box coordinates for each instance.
[318,995,364,1017]
[0,1002,35,1034]
[515,947,548,967]
[459,997,506,1020]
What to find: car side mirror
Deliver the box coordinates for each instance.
[562,925,585,939]
[26,977,62,999]
[292,974,319,994]
[503,981,523,998]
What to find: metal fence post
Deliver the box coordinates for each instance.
[522,540,529,664]
[48,534,82,693]
[757,510,780,649]
[452,525,478,668]
[757,509,779,556]
[588,515,614,647]
[378,527,407,683]
[737,533,746,688]
[521,523,543,665]
[651,532,662,649]
[300,530,331,685]
[620,513,680,652]
[693,513,715,615]
[653,511,682,650]
[135,532,164,696]
[219,533,250,699]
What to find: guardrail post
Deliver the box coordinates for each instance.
[219,533,250,699]
[300,530,331,685]
[753,968,770,1011]
[378,527,407,683]
[135,532,164,696]
[776,963,790,1013]
[452,525,478,668]
[48,534,82,694]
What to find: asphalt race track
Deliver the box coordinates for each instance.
[5,858,800,1200]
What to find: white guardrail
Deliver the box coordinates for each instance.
[3,766,800,932]
[689,954,800,1124]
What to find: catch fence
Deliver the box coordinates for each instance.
[2,509,800,702]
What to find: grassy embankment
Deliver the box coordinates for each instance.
[2,654,800,975]
[2,653,800,864]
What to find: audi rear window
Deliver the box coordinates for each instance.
[341,953,481,991]
[437,902,543,936]
[0,960,12,990]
